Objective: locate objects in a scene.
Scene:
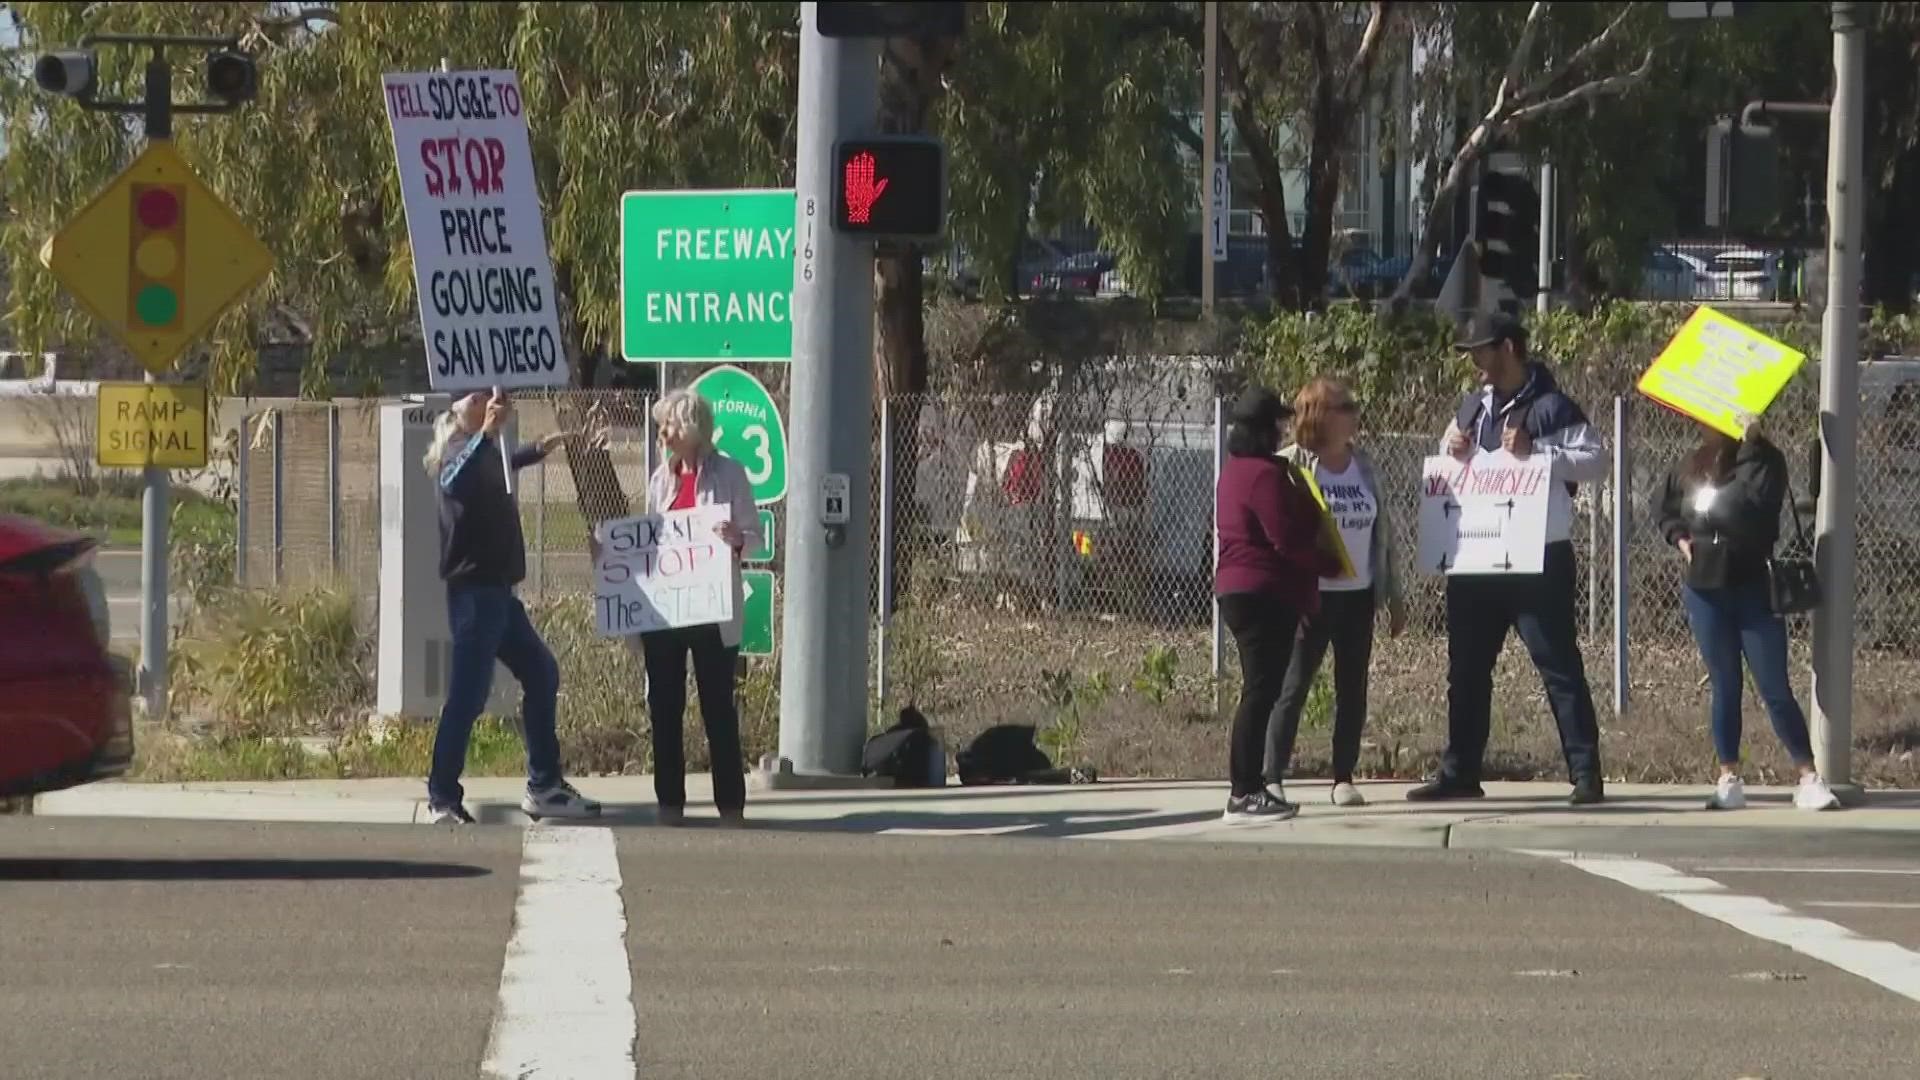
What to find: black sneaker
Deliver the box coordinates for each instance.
[428,802,476,825]
[1223,790,1300,823]
[1569,774,1605,806]
[1405,779,1486,802]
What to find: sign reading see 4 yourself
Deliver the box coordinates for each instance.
[382,69,570,391]
[621,189,797,363]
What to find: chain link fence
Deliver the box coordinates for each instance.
[232,362,1920,781]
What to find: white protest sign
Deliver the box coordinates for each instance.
[1416,451,1552,575]
[382,70,569,391]
[594,505,734,637]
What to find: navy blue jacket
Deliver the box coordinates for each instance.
[1440,361,1608,544]
[436,433,549,587]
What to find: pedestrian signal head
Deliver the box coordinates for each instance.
[33,51,97,99]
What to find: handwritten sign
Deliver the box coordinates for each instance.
[594,505,734,637]
[1416,451,1552,576]
[382,69,569,391]
[1638,306,1806,438]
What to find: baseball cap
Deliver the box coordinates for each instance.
[1453,311,1528,351]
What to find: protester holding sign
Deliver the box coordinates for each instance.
[1411,313,1610,807]
[422,390,601,825]
[624,389,760,827]
[1268,378,1407,807]
[1215,386,1347,822]
[1654,424,1841,812]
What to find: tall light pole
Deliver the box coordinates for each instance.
[1201,1,1219,315]
[1811,0,1865,796]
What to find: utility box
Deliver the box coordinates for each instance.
[377,398,517,719]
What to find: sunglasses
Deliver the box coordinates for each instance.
[1330,400,1360,415]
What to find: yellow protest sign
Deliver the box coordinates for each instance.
[1296,463,1357,580]
[1637,306,1806,438]
[96,381,209,469]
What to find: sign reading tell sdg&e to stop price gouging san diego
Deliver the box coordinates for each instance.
[621,189,797,363]
[383,70,569,391]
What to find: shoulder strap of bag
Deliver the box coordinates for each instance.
[1782,481,1813,553]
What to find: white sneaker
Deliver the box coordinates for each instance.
[1706,775,1746,811]
[1793,774,1841,811]
[522,781,603,820]
[1331,782,1367,807]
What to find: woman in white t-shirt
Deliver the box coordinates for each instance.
[1267,378,1407,806]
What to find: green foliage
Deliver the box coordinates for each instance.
[1038,668,1111,761]
[1241,305,1463,407]
[176,585,370,733]
[1131,645,1181,706]
[1299,669,1334,733]
[0,475,231,548]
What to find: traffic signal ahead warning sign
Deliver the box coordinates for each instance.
[41,140,274,376]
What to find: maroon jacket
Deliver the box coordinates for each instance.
[1215,454,1341,613]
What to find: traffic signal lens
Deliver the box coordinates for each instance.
[831,137,946,239]
[134,284,179,327]
[134,235,180,278]
[136,188,180,230]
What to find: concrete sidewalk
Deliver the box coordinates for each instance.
[27,776,1920,858]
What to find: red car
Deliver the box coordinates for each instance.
[0,514,133,797]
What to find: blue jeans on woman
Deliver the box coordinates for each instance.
[1682,581,1815,766]
[429,583,564,808]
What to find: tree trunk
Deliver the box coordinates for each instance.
[1300,115,1345,307]
[1863,148,1919,314]
[874,252,930,615]
[1230,92,1299,306]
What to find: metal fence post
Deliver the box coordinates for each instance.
[1587,481,1601,639]
[234,415,250,588]
[533,452,547,601]
[1612,395,1631,716]
[327,404,342,578]
[876,395,896,710]
[271,409,285,589]
[1210,395,1226,711]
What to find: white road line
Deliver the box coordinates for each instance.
[1690,866,1920,876]
[1530,851,1920,1004]
[1805,901,1920,911]
[483,827,636,1080]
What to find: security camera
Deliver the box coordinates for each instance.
[33,50,97,99]
[205,49,257,105]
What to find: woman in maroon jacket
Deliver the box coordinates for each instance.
[1216,386,1344,822]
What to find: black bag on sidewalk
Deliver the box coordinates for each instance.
[955,725,1055,786]
[861,707,938,787]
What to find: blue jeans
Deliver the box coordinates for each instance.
[1682,582,1814,767]
[429,583,563,807]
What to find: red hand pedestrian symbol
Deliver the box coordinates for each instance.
[843,152,889,225]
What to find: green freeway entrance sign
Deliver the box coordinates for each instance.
[741,570,776,657]
[691,364,788,506]
[620,189,796,363]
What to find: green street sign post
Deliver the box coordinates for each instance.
[690,364,788,506]
[741,569,776,657]
[745,509,777,564]
[620,189,797,363]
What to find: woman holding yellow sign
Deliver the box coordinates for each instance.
[1654,423,1841,812]
[1266,378,1407,807]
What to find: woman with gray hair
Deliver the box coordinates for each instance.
[629,389,761,826]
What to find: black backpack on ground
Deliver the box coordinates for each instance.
[955,724,1056,785]
[861,707,939,787]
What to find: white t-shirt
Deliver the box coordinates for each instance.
[1315,458,1375,592]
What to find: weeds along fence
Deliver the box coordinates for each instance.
[231,360,1920,769]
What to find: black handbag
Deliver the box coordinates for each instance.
[1766,490,1821,616]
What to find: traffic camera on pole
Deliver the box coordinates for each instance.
[1476,168,1541,299]
[33,50,98,99]
[205,50,258,105]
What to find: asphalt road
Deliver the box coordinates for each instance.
[2,818,1915,1079]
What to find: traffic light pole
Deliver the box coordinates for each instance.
[1811,0,1864,798]
[138,52,172,720]
[777,3,880,777]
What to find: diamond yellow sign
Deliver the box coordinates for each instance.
[40,140,274,376]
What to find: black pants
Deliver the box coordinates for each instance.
[1267,587,1376,785]
[1219,592,1301,797]
[1441,541,1601,783]
[635,625,746,811]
